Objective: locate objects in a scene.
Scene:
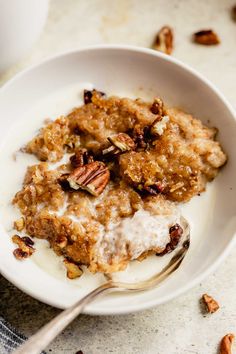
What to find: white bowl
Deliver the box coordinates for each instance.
[0,46,235,315]
[0,0,49,73]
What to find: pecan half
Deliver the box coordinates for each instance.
[219,334,235,354]
[12,235,35,260]
[64,259,83,279]
[193,29,220,45]
[157,223,183,256]
[202,293,219,313]
[152,26,174,55]
[67,161,110,196]
[70,149,94,168]
[83,89,106,104]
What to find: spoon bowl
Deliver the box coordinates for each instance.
[14,218,190,354]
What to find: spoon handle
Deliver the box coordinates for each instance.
[13,282,113,354]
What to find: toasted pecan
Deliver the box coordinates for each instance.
[137,182,166,195]
[67,161,110,196]
[70,149,94,168]
[13,217,25,232]
[193,29,220,45]
[152,26,174,55]
[12,234,35,260]
[83,89,105,104]
[219,334,235,354]
[150,115,169,136]
[150,97,165,115]
[157,223,183,256]
[64,259,83,279]
[202,293,219,313]
[102,133,136,156]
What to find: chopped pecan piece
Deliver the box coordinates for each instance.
[150,97,165,116]
[219,334,235,354]
[55,235,68,249]
[67,161,110,196]
[193,29,220,45]
[202,293,219,313]
[101,145,118,156]
[132,125,157,150]
[58,173,71,191]
[64,259,83,279]
[108,133,136,152]
[150,115,169,136]
[132,126,148,149]
[65,135,80,151]
[138,182,166,195]
[152,26,174,55]
[157,223,183,256]
[13,217,25,231]
[13,248,28,260]
[102,133,136,156]
[83,89,105,104]
[21,236,35,247]
[12,235,35,260]
[70,149,94,168]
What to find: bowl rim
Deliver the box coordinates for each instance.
[0,44,236,315]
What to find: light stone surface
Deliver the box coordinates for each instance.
[0,0,236,353]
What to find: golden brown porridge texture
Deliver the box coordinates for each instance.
[13,89,227,276]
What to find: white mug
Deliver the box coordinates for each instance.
[0,0,49,73]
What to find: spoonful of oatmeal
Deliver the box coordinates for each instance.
[13,217,190,354]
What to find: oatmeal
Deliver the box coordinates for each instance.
[13,89,227,275]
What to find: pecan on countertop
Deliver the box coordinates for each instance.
[219,334,235,354]
[152,26,174,55]
[193,29,220,45]
[202,293,219,313]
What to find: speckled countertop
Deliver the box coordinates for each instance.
[0,1,236,353]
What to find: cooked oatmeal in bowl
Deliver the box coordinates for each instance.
[12,89,227,278]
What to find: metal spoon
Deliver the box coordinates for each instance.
[13,217,190,354]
